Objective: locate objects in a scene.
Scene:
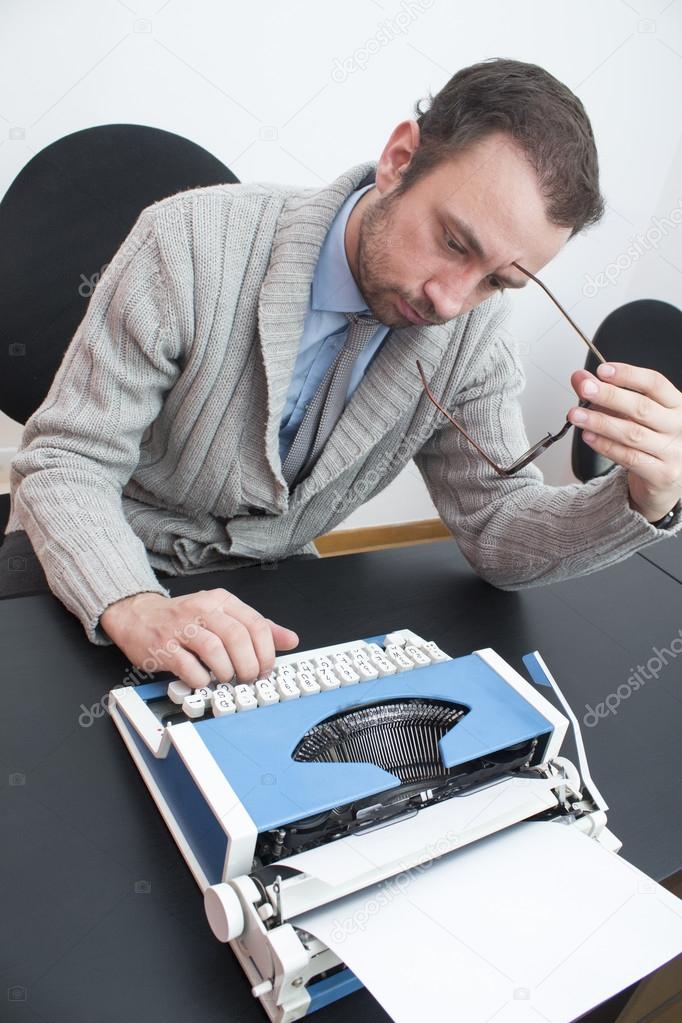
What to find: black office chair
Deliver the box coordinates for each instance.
[571,299,682,482]
[0,123,238,536]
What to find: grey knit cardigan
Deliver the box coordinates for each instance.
[8,160,680,644]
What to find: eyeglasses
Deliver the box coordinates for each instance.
[416,261,606,477]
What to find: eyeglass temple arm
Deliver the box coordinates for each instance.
[416,360,517,476]
[417,362,594,478]
[417,267,605,476]
[502,397,592,473]
[511,262,606,365]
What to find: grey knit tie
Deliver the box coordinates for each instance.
[282,312,381,487]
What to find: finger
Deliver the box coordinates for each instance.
[183,590,298,679]
[571,398,629,422]
[570,369,670,431]
[209,613,298,679]
[180,626,236,686]
[225,608,277,679]
[267,620,300,651]
[201,591,294,676]
[186,590,270,679]
[206,616,263,682]
[568,407,665,457]
[596,362,682,409]
[581,431,665,483]
[165,644,213,688]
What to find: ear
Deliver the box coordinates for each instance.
[376,120,421,194]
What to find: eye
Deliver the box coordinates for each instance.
[445,232,465,255]
[444,231,505,291]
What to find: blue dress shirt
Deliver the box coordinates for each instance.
[278,183,390,463]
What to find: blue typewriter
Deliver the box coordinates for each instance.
[110,629,618,1022]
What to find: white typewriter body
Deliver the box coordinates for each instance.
[109,630,620,1023]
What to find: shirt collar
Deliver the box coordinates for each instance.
[311,183,375,314]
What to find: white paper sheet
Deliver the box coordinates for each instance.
[294,821,682,1023]
[278,776,559,890]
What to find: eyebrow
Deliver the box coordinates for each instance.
[444,212,529,289]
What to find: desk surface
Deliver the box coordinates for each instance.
[2,542,681,1023]
[640,532,682,584]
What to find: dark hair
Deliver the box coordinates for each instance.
[397,58,604,239]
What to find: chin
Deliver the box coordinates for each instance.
[365,299,394,327]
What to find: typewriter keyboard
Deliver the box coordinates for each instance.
[166,629,450,719]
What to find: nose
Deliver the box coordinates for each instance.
[423,270,477,322]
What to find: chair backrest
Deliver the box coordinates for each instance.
[0,123,238,426]
[571,299,682,482]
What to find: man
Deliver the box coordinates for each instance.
[3,58,681,688]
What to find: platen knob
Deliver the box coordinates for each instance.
[204,883,245,942]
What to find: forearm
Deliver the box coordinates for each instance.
[11,458,170,644]
[436,465,681,590]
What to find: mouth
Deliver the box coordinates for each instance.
[397,295,433,326]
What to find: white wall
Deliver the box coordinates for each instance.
[1,0,681,530]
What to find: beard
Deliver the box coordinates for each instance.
[354,190,439,327]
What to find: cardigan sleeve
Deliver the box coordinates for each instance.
[8,208,181,644]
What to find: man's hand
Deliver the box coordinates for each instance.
[100,589,299,688]
[568,362,682,523]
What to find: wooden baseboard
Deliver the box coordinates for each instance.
[315,518,451,558]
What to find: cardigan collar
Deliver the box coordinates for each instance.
[256,160,454,504]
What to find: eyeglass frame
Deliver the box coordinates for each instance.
[416,261,606,477]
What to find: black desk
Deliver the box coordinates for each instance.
[2,542,681,1023]
[640,533,682,585]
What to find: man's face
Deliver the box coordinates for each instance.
[346,126,573,328]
